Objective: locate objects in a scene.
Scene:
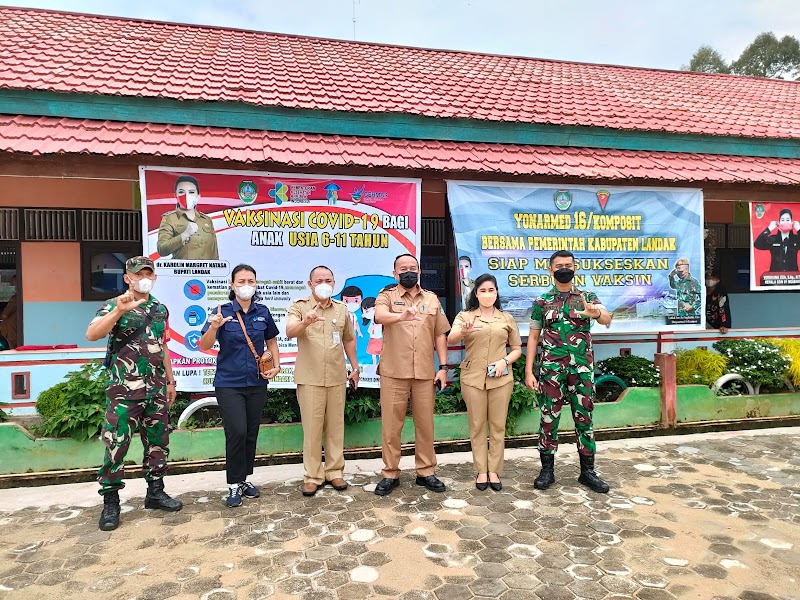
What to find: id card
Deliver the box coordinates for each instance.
[332,331,341,345]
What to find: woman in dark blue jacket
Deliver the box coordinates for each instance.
[199,264,280,507]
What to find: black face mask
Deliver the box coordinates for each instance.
[553,268,575,284]
[399,271,419,288]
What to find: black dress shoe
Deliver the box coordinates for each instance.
[374,477,400,496]
[489,480,503,492]
[475,476,489,491]
[415,475,446,493]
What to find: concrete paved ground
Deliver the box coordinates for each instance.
[0,428,798,600]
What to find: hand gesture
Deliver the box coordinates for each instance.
[115,291,146,313]
[303,303,326,325]
[525,371,538,391]
[462,316,482,334]
[347,368,360,390]
[794,221,800,232]
[575,293,601,319]
[400,306,421,321]
[181,221,199,244]
[769,220,778,231]
[719,326,729,334]
[210,304,233,330]
[263,366,281,379]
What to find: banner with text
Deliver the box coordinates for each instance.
[141,166,420,391]
[447,182,705,335]
[749,202,800,291]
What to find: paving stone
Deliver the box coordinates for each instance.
[534,584,576,600]
[313,570,349,589]
[24,558,64,574]
[568,580,608,600]
[691,563,729,580]
[474,563,509,578]
[88,576,124,592]
[435,584,474,600]
[360,551,391,566]
[36,570,72,586]
[501,572,539,589]
[248,583,275,599]
[338,583,372,600]
[183,576,223,593]
[469,578,507,597]
[138,581,182,600]
[325,555,359,571]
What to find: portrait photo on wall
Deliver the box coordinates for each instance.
[750,202,800,290]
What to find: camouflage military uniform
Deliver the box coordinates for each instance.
[668,272,701,317]
[530,285,601,456]
[94,295,171,495]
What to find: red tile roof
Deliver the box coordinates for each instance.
[3,115,799,185]
[1,7,799,140]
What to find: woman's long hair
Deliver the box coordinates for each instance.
[229,263,261,301]
[465,273,503,311]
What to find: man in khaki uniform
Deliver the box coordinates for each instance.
[374,254,450,496]
[156,175,219,260]
[286,266,360,497]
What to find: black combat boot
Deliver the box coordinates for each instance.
[534,452,556,490]
[578,453,610,494]
[99,491,121,531]
[144,479,183,511]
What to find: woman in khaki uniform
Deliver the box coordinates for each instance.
[448,274,522,491]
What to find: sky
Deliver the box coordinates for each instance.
[3,0,800,71]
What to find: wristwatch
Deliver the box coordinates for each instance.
[166,380,177,386]
[438,364,449,371]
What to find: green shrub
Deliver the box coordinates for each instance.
[344,387,382,424]
[0,402,8,422]
[263,387,301,424]
[39,361,108,441]
[768,338,800,388]
[675,348,728,386]
[713,338,790,389]
[596,355,660,387]
[35,381,68,420]
[506,354,537,435]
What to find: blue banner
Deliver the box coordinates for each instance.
[447,182,705,334]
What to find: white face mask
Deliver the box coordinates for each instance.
[234,285,256,300]
[133,278,154,294]
[314,283,333,299]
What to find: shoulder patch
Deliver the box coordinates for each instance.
[380,284,398,292]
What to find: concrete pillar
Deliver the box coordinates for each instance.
[654,353,677,428]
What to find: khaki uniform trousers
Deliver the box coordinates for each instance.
[297,384,346,485]
[380,376,436,479]
[462,380,513,475]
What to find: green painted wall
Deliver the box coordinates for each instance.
[677,385,800,422]
[0,387,663,475]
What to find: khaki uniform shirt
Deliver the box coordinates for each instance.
[376,285,450,380]
[157,208,219,260]
[455,309,521,390]
[288,297,355,387]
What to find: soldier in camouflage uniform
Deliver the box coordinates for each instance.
[86,256,182,531]
[668,257,701,318]
[525,250,611,494]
